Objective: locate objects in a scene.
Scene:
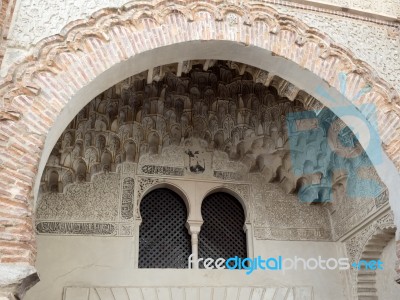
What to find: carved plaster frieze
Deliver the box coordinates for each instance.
[36,62,388,242]
[135,176,161,218]
[254,227,331,241]
[36,172,135,236]
[251,179,332,241]
[272,4,400,93]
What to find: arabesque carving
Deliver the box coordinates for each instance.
[1,1,399,158]
[251,177,332,241]
[37,62,388,241]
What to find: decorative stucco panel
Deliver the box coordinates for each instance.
[272,4,400,94]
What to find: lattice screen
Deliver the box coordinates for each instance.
[199,192,247,268]
[139,188,191,268]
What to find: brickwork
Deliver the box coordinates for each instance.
[0,0,9,36]
[0,0,399,290]
[0,0,10,65]
[0,0,17,66]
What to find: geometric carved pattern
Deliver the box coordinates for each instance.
[346,211,395,263]
[121,177,134,220]
[39,61,386,219]
[252,180,332,241]
[35,172,134,236]
[37,173,120,222]
[222,184,250,208]
[139,189,191,268]
[41,61,315,193]
[199,192,247,266]
[274,4,400,93]
[330,188,389,240]
[37,61,388,243]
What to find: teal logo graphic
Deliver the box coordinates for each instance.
[286,73,383,202]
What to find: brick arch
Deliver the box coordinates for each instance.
[1,0,400,289]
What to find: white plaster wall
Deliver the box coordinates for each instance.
[24,236,349,300]
[313,0,400,17]
[376,238,400,299]
[271,5,400,95]
[253,239,350,299]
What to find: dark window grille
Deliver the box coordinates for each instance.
[139,188,191,268]
[198,192,247,268]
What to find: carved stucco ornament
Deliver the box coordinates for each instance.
[35,61,389,243]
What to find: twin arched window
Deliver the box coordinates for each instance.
[138,189,247,268]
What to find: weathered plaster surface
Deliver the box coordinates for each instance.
[24,236,347,300]
[8,0,128,47]
[271,4,400,94]
[312,0,400,17]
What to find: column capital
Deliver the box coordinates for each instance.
[243,222,252,233]
[186,220,203,235]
